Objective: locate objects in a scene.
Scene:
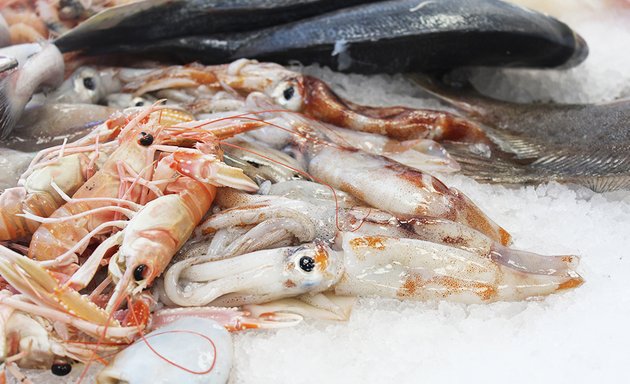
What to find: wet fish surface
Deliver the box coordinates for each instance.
[92,0,588,73]
[54,0,379,52]
[3,103,115,152]
[0,44,65,139]
[410,74,630,191]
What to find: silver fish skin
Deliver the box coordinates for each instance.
[410,74,630,192]
[0,57,17,73]
[54,0,380,52]
[3,103,116,152]
[0,44,65,139]
[110,0,588,73]
[0,14,9,48]
[0,44,42,68]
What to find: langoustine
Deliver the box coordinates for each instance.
[20,104,267,314]
[0,245,300,381]
[120,59,492,143]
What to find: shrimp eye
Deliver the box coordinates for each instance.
[299,256,315,272]
[51,363,72,376]
[133,264,149,281]
[283,86,295,101]
[138,132,153,146]
[83,77,96,90]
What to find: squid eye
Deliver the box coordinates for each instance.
[299,256,315,272]
[133,264,149,281]
[283,86,295,101]
[138,132,154,146]
[51,363,72,376]
[83,76,96,90]
[272,80,303,111]
[132,97,147,107]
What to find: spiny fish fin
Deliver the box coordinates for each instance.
[576,175,630,192]
[0,74,18,139]
[482,127,550,158]
[532,149,630,173]
[441,142,534,183]
[443,142,630,192]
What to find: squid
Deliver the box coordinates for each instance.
[164,224,582,311]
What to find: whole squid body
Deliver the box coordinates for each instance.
[410,74,630,191]
[163,233,582,308]
[81,0,589,73]
[53,0,381,52]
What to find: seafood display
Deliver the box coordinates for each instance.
[0,0,614,382]
[0,56,586,382]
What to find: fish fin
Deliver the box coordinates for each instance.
[406,73,498,117]
[0,73,19,139]
[443,141,630,192]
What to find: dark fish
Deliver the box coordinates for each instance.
[409,74,630,192]
[90,0,588,73]
[54,0,379,52]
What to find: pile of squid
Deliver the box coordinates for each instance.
[0,59,583,383]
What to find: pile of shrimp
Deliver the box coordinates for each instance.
[0,59,584,383]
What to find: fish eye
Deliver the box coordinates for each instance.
[83,76,96,91]
[138,132,154,146]
[133,264,149,281]
[299,256,315,272]
[51,363,72,376]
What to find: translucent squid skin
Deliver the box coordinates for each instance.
[97,318,233,384]
[185,189,573,278]
[307,145,512,245]
[165,231,581,308]
[164,242,345,307]
[334,233,582,303]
